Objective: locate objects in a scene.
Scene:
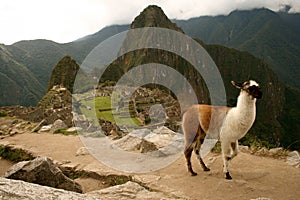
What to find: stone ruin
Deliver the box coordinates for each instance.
[1,85,73,128]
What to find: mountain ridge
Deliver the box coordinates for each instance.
[174,8,300,88]
[1,8,298,100]
[97,5,297,149]
[0,6,299,149]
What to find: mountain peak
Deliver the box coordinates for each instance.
[47,55,79,93]
[131,5,184,33]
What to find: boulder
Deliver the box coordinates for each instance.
[0,177,96,200]
[4,157,82,193]
[39,125,52,132]
[50,119,68,133]
[269,147,284,156]
[286,151,300,168]
[75,147,90,156]
[113,127,183,155]
[89,181,177,200]
[113,131,157,153]
[0,178,177,200]
[145,126,178,148]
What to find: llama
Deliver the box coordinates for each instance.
[182,80,262,179]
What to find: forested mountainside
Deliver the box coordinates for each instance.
[0,5,299,149]
[1,8,299,106]
[174,8,300,89]
[98,5,299,149]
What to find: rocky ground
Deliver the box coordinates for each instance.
[0,117,300,200]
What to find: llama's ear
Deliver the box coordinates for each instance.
[231,81,243,89]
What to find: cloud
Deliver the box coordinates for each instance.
[0,0,299,44]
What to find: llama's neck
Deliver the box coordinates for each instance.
[235,91,257,123]
[222,91,257,140]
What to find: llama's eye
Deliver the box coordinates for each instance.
[248,86,259,94]
[248,86,255,92]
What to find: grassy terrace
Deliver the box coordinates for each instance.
[80,96,141,127]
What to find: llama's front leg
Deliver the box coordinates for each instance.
[222,142,232,179]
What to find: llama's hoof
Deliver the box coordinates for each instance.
[225,172,232,180]
[190,172,198,176]
[203,167,210,172]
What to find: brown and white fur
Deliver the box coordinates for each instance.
[182,80,262,179]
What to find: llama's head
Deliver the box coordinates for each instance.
[231,80,262,99]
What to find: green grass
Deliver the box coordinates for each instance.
[80,96,141,127]
[53,128,78,135]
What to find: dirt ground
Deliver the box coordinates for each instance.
[1,132,299,200]
[0,159,13,176]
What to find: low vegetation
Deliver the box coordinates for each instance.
[0,145,35,163]
[61,166,132,187]
[53,128,78,136]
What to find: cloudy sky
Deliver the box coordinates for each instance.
[1,0,299,45]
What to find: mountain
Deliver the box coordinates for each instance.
[0,5,299,149]
[0,44,44,106]
[99,5,292,148]
[174,8,300,89]
[130,5,182,32]
[47,56,80,93]
[0,40,68,106]
[8,40,68,88]
[0,25,128,106]
[1,8,299,106]
[63,24,129,62]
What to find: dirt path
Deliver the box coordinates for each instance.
[1,132,299,200]
[155,153,300,200]
[0,159,13,176]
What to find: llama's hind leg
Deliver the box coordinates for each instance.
[231,140,239,159]
[194,136,210,171]
[184,145,197,176]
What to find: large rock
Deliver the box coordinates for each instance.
[0,178,178,200]
[286,151,300,168]
[89,181,177,200]
[113,129,154,152]
[0,177,95,200]
[113,129,158,153]
[4,157,82,193]
[39,125,52,132]
[75,147,90,156]
[50,119,68,133]
[145,126,179,148]
[113,127,184,155]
